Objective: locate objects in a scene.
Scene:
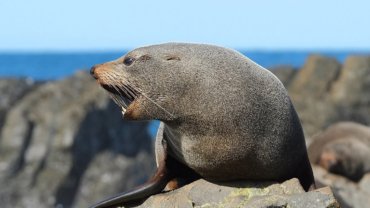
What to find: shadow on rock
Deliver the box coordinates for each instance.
[54,101,152,207]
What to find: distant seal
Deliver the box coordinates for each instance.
[89,43,315,207]
[308,122,370,181]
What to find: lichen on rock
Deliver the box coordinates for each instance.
[134,178,339,208]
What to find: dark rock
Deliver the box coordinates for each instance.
[0,71,155,208]
[0,78,40,139]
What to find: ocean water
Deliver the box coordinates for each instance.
[0,52,125,80]
[1,50,368,136]
[0,50,368,80]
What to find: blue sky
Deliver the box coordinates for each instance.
[1,0,370,51]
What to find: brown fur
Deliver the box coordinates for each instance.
[308,122,370,181]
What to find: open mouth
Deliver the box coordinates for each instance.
[100,84,139,114]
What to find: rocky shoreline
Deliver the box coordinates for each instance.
[0,72,155,207]
[0,54,370,207]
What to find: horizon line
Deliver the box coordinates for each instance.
[1,47,370,54]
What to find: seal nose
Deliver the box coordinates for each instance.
[90,65,98,79]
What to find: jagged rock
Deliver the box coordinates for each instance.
[331,56,370,104]
[0,78,39,136]
[134,178,339,208]
[0,71,155,208]
[329,56,370,125]
[0,78,38,111]
[269,65,297,87]
[275,55,370,207]
[289,55,341,99]
[74,151,154,208]
[272,55,370,138]
[285,55,341,137]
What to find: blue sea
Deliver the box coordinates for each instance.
[1,50,369,136]
[1,50,369,80]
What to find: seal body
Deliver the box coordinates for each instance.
[90,43,314,207]
[308,122,370,181]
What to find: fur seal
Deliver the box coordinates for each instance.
[308,122,370,181]
[89,43,315,207]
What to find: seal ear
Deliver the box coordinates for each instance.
[139,54,152,61]
[164,55,181,61]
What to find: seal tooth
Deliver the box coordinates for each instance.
[121,106,126,116]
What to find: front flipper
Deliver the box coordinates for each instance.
[90,123,200,208]
[90,123,172,208]
[90,160,172,208]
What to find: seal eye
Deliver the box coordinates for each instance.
[123,57,135,66]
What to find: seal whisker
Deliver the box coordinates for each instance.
[110,89,127,109]
[123,79,175,119]
[115,74,138,99]
[112,84,131,101]
[110,74,137,102]
[124,82,158,119]
[105,78,128,109]
[111,95,121,108]
[126,85,139,99]
[116,79,158,119]
[121,84,136,101]
[115,94,128,109]
[105,73,132,107]
[139,92,175,119]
